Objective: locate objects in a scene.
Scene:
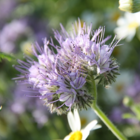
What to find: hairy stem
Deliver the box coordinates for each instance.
[91,76,127,140]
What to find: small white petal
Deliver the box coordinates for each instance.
[83,120,97,132]
[81,120,100,140]
[74,109,81,130]
[92,124,102,130]
[81,129,90,140]
[67,111,77,131]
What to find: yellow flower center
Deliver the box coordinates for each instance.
[69,131,82,140]
[128,21,139,29]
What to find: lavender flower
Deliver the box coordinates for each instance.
[54,20,120,86]
[126,75,140,98]
[8,84,50,127]
[0,20,27,53]
[14,19,120,114]
[0,0,16,25]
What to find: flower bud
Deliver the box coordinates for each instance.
[119,0,140,13]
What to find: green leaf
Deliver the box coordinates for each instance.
[0,52,16,62]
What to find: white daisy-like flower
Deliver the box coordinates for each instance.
[64,109,101,140]
[114,12,140,41]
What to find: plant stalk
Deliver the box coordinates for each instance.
[91,76,127,140]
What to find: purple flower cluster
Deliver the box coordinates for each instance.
[126,75,140,98]
[10,84,50,127]
[14,19,119,114]
[0,20,27,53]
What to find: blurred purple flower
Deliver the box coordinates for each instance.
[110,105,139,124]
[0,0,16,26]
[110,107,125,123]
[26,17,49,44]
[110,73,140,124]
[126,75,140,97]
[10,84,49,126]
[0,20,27,53]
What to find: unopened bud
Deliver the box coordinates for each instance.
[119,0,140,13]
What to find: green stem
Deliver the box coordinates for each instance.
[91,76,127,140]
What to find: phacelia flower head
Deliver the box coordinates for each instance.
[54,20,120,86]
[14,19,120,114]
